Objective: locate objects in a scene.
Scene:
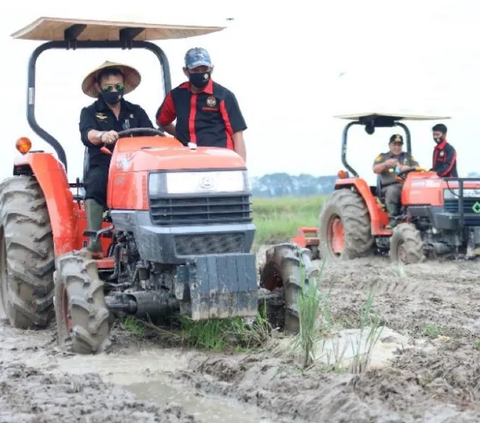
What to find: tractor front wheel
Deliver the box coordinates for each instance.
[318,189,374,260]
[389,223,425,264]
[0,176,55,328]
[259,243,319,334]
[54,251,111,354]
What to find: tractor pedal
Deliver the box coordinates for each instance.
[83,225,114,242]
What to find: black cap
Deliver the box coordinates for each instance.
[389,134,403,144]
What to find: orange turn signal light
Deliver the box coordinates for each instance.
[16,137,32,155]
[337,170,347,179]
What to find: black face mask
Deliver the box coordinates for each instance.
[189,71,211,88]
[101,89,124,105]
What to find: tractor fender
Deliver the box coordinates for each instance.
[335,178,389,235]
[13,153,76,256]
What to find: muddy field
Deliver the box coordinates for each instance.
[2,255,480,423]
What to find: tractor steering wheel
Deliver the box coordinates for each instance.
[396,167,428,181]
[100,127,166,155]
[117,127,165,137]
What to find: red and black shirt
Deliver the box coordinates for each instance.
[433,139,458,177]
[156,79,247,149]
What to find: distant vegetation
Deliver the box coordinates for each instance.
[252,195,325,246]
[250,173,333,246]
[250,173,336,198]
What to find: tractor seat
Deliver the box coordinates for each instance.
[375,174,387,205]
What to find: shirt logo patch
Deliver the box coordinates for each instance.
[95,112,107,121]
[206,96,217,107]
[439,151,445,157]
[375,155,383,162]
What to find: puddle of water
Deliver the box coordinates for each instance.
[55,348,190,384]
[125,379,274,423]
[277,326,435,370]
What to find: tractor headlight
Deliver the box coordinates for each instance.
[148,170,250,196]
[444,188,480,200]
[443,189,459,200]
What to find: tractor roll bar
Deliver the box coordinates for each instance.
[340,119,412,178]
[27,37,172,173]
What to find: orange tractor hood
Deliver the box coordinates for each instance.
[110,136,246,172]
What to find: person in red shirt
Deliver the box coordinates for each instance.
[431,123,458,178]
[156,47,248,162]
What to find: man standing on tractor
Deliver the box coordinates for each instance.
[373,134,420,229]
[431,123,458,178]
[155,47,248,162]
[79,61,154,256]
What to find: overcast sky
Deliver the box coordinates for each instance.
[1,0,479,186]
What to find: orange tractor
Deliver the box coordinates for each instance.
[0,17,312,354]
[289,112,480,264]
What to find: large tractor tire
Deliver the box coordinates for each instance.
[389,223,425,264]
[259,243,319,334]
[0,176,55,328]
[318,189,374,260]
[54,251,111,354]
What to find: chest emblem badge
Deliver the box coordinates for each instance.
[95,112,107,121]
[206,96,217,107]
[439,151,445,157]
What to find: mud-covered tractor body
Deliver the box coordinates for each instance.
[0,17,261,354]
[293,112,480,264]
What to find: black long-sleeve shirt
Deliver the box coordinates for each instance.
[432,140,458,177]
[79,97,153,168]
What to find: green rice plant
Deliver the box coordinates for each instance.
[349,288,385,374]
[294,256,326,368]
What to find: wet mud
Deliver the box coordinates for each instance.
[2,256,480,422]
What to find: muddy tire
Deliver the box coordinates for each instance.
[54,251,111,354]
[318,189,374,261]
[389,223,425,264]
[259,243,319,334]
[0,176,55,328]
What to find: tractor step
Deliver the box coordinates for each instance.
[177,253,258,321]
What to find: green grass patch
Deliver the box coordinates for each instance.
[122,316,147,338]
[421,324,443,339]
[178,311,270,352]
[252,195,326,245]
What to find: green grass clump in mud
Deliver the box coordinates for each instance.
[252,195,325,246]
[122,316,147,338]
[178,308,270,352]
[289,257,384,373]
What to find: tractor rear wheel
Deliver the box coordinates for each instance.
[318,189,374,260]
[54,251,111,354]
[259,243,319,334]
[389,223,425,264]
[0,176,55,328]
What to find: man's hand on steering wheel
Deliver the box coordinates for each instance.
[396,166,428,182]
[101,130,119,145]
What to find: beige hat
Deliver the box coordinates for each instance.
[81,61,141,98]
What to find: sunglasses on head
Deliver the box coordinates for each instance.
[101,83,125,92]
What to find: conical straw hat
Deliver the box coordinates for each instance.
[81,60,141,98]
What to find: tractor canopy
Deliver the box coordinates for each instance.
[11,16,226,174]
[335,111,451,178]
[10,16,225,41]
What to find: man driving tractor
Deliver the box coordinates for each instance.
[373,134,420,229]
[79,61,154,256]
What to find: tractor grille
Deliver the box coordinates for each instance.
[444,199,480,225]
[174,233,245,256]
[149,195,252,226]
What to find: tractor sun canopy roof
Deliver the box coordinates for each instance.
[10,16,226,42]
[335,112,451,128]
